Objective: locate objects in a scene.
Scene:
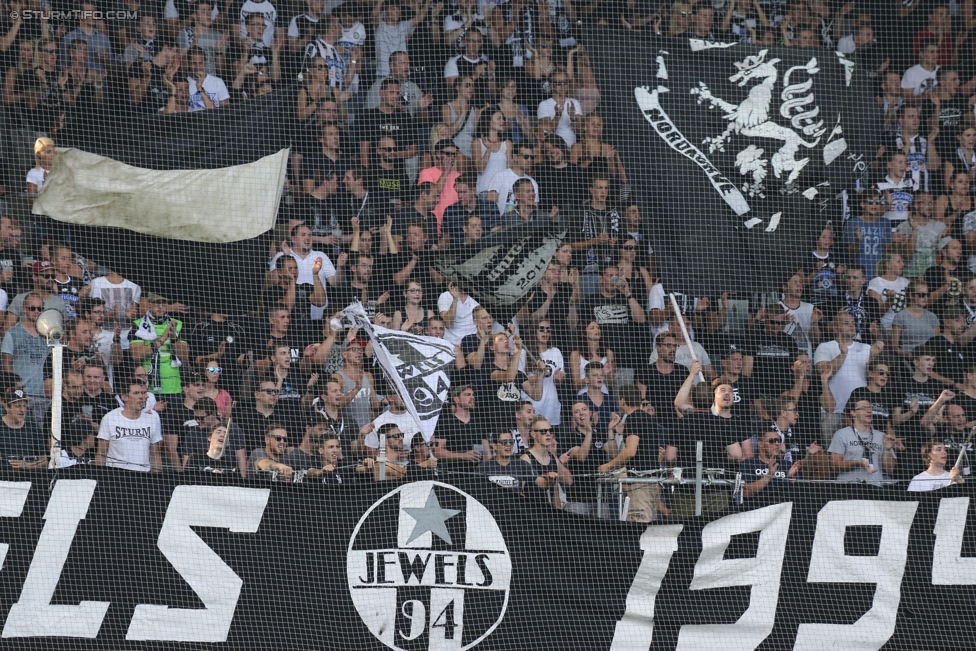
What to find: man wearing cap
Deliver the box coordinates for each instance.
[0,387,46,471]
[96,377,164,472]
[1,293,50,420]
[130,294,190,398]
[3,260,68,333]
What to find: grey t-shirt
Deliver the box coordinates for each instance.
[0,323,50,396]
[895,219,945,278]
[828,426,891,486]
[891,308,940,353]
[248,448,278,478]
[281,448,321,472]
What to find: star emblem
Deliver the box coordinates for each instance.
[403,490,460,545]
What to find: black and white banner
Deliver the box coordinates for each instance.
[435,221,566,325]
[2,470,976,649]
[586,33,877,295]
[49,88,298,314]
[342,304,455,441]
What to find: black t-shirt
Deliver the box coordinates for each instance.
[578,293,634,362]
[186,453,240,475]
[623,409,663,473]
[236,405,279,454]
[924,264,966,314]
[555,426,603,503]
[669,412,743,478]
[359,108,417,149]
[327,280,388,319]
[931,335,971,385]
[573,204,621,273]
[433,413,487,462]
[80,391,118,425]
[847,386,899,434]
[534,164,583,213]
[43,347,98,380]
[0,419,45,462]
[184,318,249,395]
[747,332,801,396]
[127,61,171,112]
[369,165,412,214]
[261,282,319,344]
[482,368,529,430]
[61,399,97,453]
[0,247,30,295]
[638,364,684,428]
[54,276,86,319]
[894,375,944,479]
[824,291,882,342]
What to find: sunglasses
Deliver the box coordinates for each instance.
[268,435,287,442]
[874,369,889,376]
[533,427,553,434]
[537,326,550,331]
[378,146,396,152]
[24,306,43,312]
[207,366,222,373]
[259,388,279,394]
[497,439,515,445]
[766,438,781,445]
[387,433,403,438]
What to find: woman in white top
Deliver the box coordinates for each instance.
[26,137,54,211]
[521,319,565,424]
[908,439,963,491]
[471,110,511,195]
[867,251,909,330]
[569,320,614,394]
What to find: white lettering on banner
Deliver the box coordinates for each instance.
[0,482,31,571]
[676,502,793,650]
[932,497,976,584]
[610,525,683,651]
[793,500,918,651]
[126,486,270,642]
[2,479,109,639]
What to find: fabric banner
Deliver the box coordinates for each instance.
[434,221,566,325]
[341,304,455,441]
[585,33,877,295]
[43,86,300,315]
[1,470,976,649]
[34,148,288,243]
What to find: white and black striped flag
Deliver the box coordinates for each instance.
[340,305,456,442]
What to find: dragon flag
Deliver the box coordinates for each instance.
[585,32,877,295]
[339,304,455,441]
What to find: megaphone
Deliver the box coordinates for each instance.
[35,308,64,343]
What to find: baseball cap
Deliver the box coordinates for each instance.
[347,337,369,349]
[32,260,54,275]
[4,387,27,403]
[146,293,169,304]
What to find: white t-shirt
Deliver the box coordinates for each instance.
[813,340,870,413]
[26,167,47,193]
[781,300,815,357]
[537,97,583,148]
[270,250,337,318]
[97,407,163,472]
[165,0,219,20]
[518,346,564,425]
[187,74,230,111]
[239,0,276,48]
[901,64,939,96]
[444,54,487,79]
[88,276,141,324]
[437,292,479,345]
[907,469,953,491]
[487,168,539,214]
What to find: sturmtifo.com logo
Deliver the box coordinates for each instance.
[347,481,512,650]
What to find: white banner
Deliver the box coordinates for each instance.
[33,147,288,243]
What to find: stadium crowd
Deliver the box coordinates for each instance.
[0,0,973,521]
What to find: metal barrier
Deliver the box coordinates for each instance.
[596,441,743,518]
